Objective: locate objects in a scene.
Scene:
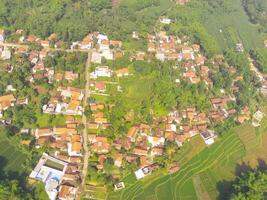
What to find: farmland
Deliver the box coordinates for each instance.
[107,119,267,200]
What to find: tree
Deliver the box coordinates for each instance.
[230,170,267,200]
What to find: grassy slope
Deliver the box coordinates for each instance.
[0,134,27,174]
[200,0,263,51]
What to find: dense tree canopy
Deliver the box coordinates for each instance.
[230,170,267,200]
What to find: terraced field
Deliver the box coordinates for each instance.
[108,128,246,200]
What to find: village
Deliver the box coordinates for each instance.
[0,15,266,199]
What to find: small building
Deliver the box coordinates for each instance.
[160,17,171,24]
[114,182,125,191]
[0,29,5,42]
[200,130,217,145]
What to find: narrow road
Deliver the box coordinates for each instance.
[0,42,92,53]
[79,51,92,196]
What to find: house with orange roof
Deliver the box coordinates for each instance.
[192,44,200,52]
[0,94,16,111]
[116,68,129,77]
[40,40,49,48]
[133,147,148,156]
[164,131,176,142]
[65,71,79,81]
[58,185,77,200]
[99,39,110,51]
[95,81,106,92]
[189,77,201,84]
[68,141,82,156]
[110,40,122,48]
[114,154,123,168]
[79,35,93,49]
[127,126,139,142]
[147,136,165,147]
[91,136,110,154]
[151,147,164,156]
[32,63,45,73]
[148,42,156,52]
[88,122,99,130]
[195,55,205,65]
[34,128,53,139]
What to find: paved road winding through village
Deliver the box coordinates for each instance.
[80,51,92,190]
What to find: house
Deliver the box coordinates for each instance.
[48,33,57,41]
[79,35,93,49]
[58,185,77,200]
[110,40,122,48]
[99,39,110,51]
[95,81,106,92]
[55,73,64,82]
[237,107,250,123]
[160,17,171,24]
[40,40,49,48]
[133,147,148,156]
[192,44,200,52]
[114,154,123,168]
[68,141,82,157]
[1,47,11,60]
[114,182,125,191]
[90,66,113,78]
[0,94,16,111]
[134,166,151,180]
[169,162,180,173]
[116,68,129,77]
[91,136,110,154]
[132,31,139,39]
[156,52,165,61]
[195,55,205,65]
[200,130,217,145]
[147,136,165,147]
[151,147,164,156]
[148,42,156,52]
[135,51,146,61]
[127,126,139,142]
[176,0,190,5]
[32,63,45,73]
[0,29,5,42]
[91,52,102,64]
[65,71,79,81]
[252,110,265,127]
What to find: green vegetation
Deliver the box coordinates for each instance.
[229,169,267,200]
[0,134,27,174]
[44,159,64,171]
[106,116,267,200]
[0,0,174,42]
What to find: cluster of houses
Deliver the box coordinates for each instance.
[30,153,78,200]
[0,94,28,118]
[42,87,84,116]
[71,32,123,63]
[31,116,83,199]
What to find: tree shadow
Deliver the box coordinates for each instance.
[216,160,267,200]
[0,156,8,178]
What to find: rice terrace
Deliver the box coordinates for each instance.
[107,118,267,200]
